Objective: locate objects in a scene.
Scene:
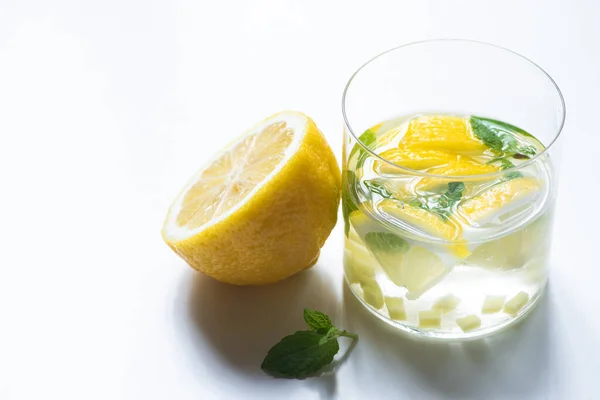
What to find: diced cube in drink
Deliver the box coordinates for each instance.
[418,309,442,328]
[504,291,529,315]
[482,295,506,314]
[456,315,481,332]
[360,278,384,309]
[432,294,461,313]
[385,296,406,320]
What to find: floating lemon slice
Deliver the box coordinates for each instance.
[458,177,542,226]
[375,147,462,173]
[349,207,464,299]
[466,213,550,270]
[399,115,488,153]
[414,160,501,193]
[377,200,469,258]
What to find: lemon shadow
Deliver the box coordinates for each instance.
[174,263,339,398]
[341,282,554,399]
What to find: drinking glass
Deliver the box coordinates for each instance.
[342,40,565,339]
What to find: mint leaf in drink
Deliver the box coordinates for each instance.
[471,116,531,137]
[470,117,504,152]
[348,129,378,169]
[261,310,358,379]
[365,232,409,253]
[424,181,465,220]
[303,309,333,333]
[363,179,395,199]
[516,145,537,158]
[490,158,523,180]
[342,170,359,237]
[471,116,539,159]
[498,158,516,170]
[442,181,465,202]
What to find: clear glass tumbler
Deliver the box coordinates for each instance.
[341,40,565,339]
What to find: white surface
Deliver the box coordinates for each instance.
[0,1,598,399]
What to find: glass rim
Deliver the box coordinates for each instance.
[341,39,566,180]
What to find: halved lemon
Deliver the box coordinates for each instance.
[162,111,341,285]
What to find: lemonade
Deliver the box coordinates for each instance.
[343,114,554,337]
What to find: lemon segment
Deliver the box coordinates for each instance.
[349,209,451,299]
[458,177,541,226]
[466,214,550,270]
[377,199,461,241]
[375,147,462,173]
[414,160,500,193]
[344,235,377,285]
[162,111,340,285]
[399,115,487,153]
[377,199,470,258]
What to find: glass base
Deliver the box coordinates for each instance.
[346,277,547,340]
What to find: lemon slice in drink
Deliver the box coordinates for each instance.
[414,160,501,193]
[349,207,458,299]
[375,147,463,173]
[399,115,488,153]
[162,111,340,285]
[458,177,542,226]
[378,199,469,258]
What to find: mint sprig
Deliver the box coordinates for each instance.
[470,116,538,160]
[419,181,465,220]
[261,309,358,379]
[342,170,359,237]
[363,179,395,199]
[303,309,333,333]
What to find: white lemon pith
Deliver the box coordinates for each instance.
[162,111,341,285]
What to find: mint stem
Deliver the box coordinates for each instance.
[337,330,359,340]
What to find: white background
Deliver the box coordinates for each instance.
[0,1,598,399]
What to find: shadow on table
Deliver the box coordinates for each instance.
[177,264,339,398]
[340,283,554,399]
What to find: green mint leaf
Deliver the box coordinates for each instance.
[470,117,504,152]
[344,128,381,237]
[471,116,531,137]
[505,171,523,180]
[365,232,409,254]
[497,131,519,153]
[342,170,359,237]
[261,330,339,379]
[304,309,333,333]
[471,116,539,159]
[262,310,358,379]
[348,129,378,169]
[444,182,465,201]
[320,326,340,343]
[491,158,524,180]
[498,158,516,170]
[362,180,395,199]
[516,145,537,157]
[358,129,378,148]
[426,181,465,221]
